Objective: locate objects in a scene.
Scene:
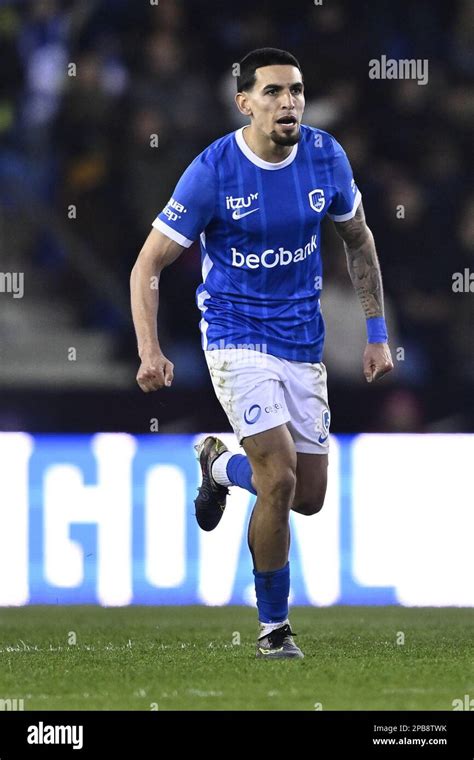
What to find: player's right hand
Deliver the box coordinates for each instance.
[136,351,174,392]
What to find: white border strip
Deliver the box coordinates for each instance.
[152,218,194,248]
[327,190,362,222]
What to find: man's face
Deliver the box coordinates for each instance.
[238,65,305,146]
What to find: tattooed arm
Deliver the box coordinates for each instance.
[334,201,383,317]
[334,201,394,382]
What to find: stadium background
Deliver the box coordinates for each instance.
[0,0,472,609]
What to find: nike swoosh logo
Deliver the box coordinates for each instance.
[318,433,329,444]
[232,208,259,220]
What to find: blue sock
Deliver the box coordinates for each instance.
[253,562,290,623]
[226,454,257,495]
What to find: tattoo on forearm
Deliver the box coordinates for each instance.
[346,238,383,318]
[335,202,384,319]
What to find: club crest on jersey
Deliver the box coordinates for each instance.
[308,188,325,213]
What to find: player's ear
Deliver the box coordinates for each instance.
[235,92,252,117]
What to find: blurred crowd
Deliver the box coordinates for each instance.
[0,0,472,432]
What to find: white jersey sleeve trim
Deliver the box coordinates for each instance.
[327,190,362,222]
[152,218,194,248]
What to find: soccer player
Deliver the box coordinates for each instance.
[130,48,393,659]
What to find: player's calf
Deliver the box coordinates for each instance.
[292,453,328,515]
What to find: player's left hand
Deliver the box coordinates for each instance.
[363,343,394,383]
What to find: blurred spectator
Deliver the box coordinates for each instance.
[378,389,424,432]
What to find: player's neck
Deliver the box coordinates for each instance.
[243,125,294,163]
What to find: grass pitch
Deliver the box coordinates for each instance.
[0,606,472,711]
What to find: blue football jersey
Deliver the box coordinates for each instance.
[153,124,361,362]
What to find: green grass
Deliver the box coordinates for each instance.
[0,606,473,711]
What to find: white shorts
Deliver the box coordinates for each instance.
[204,348,330,454]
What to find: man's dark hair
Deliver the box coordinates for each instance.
[237,48,302,92]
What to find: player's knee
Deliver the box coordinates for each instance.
[271,469,297,504]
[259,469,296,510]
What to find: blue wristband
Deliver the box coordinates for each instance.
[366,316,388,343]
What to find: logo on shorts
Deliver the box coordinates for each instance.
[318,409,330,443]
[265,403,283,414]
[244,404,262,425]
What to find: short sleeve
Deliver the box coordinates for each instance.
[152,153,216,247]
[326,141,362,222]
